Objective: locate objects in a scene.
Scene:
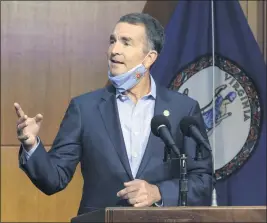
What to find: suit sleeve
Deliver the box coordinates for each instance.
[156,101,215,206]
[18,99,82,195]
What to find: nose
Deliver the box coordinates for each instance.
[110,42,123,56]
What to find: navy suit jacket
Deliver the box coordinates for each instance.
[19,83,214,215]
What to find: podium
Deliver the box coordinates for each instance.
[71,206,266,222]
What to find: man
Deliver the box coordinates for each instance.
[15,13,214,215]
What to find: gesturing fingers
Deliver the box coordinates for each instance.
[17,121,28,132]
[17,115,28,126]
[34,114,43,123]
[17,115,28,135]
[14,102,25,118]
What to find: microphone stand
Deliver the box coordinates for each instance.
[179,153,188,206]
[164,144,188,207]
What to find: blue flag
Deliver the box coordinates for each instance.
[151,0,266,206]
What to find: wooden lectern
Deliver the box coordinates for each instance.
[71,206,266,222]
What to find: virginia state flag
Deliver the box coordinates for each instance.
[151,0,266,205]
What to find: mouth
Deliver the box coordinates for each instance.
[110,59,124,65]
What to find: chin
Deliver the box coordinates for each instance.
[109,69,126,76]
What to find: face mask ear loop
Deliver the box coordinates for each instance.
[141,49,158,70]
[140,51,151,69]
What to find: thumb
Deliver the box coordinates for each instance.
[34,114,43,123]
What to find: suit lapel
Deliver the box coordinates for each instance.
[98,86,134,180]
[136,85,171,178]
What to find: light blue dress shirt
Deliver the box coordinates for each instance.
[116,75,156,178]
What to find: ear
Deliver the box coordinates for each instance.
[143,50,158,69]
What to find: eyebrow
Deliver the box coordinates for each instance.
[120,36,132,42]
[109,34,133,42]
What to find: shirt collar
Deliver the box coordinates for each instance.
[116,75,157,100]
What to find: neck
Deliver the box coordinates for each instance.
[126,71,151,104]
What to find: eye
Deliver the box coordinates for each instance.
[109,36,116,45]
[123,41,130,46]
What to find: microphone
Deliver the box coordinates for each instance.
[180,116,212,152]
[151,115,180,156]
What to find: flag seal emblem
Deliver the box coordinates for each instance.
[169,54,262,180]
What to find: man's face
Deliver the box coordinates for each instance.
[107,22,148,76]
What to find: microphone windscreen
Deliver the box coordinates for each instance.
[151,115,171,137]
[179,116,199,137]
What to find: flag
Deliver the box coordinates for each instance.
[151,0,266,206]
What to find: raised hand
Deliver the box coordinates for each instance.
[14,102,43,151]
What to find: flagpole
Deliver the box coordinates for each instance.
[211,0,218,207]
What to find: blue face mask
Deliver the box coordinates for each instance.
[108,54,150,93]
